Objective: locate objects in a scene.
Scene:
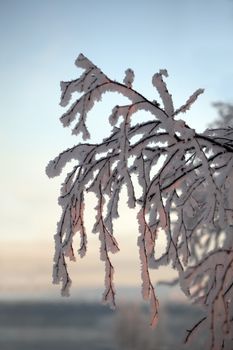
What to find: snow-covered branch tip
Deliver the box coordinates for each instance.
[47,53,233,349]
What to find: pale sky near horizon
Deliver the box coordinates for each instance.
[1,0,233,300]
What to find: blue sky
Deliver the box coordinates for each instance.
[1,0,233,298]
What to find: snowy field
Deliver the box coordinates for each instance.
[0,301,205,350]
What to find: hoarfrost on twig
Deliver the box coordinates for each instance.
[47,54,233,349]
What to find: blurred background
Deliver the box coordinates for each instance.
[1,0,233,349]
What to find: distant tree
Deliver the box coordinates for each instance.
[114,303,164,350]
[46,54,233,349]
[210,102,233,128]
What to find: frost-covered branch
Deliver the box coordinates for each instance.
[47,54,233,349]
